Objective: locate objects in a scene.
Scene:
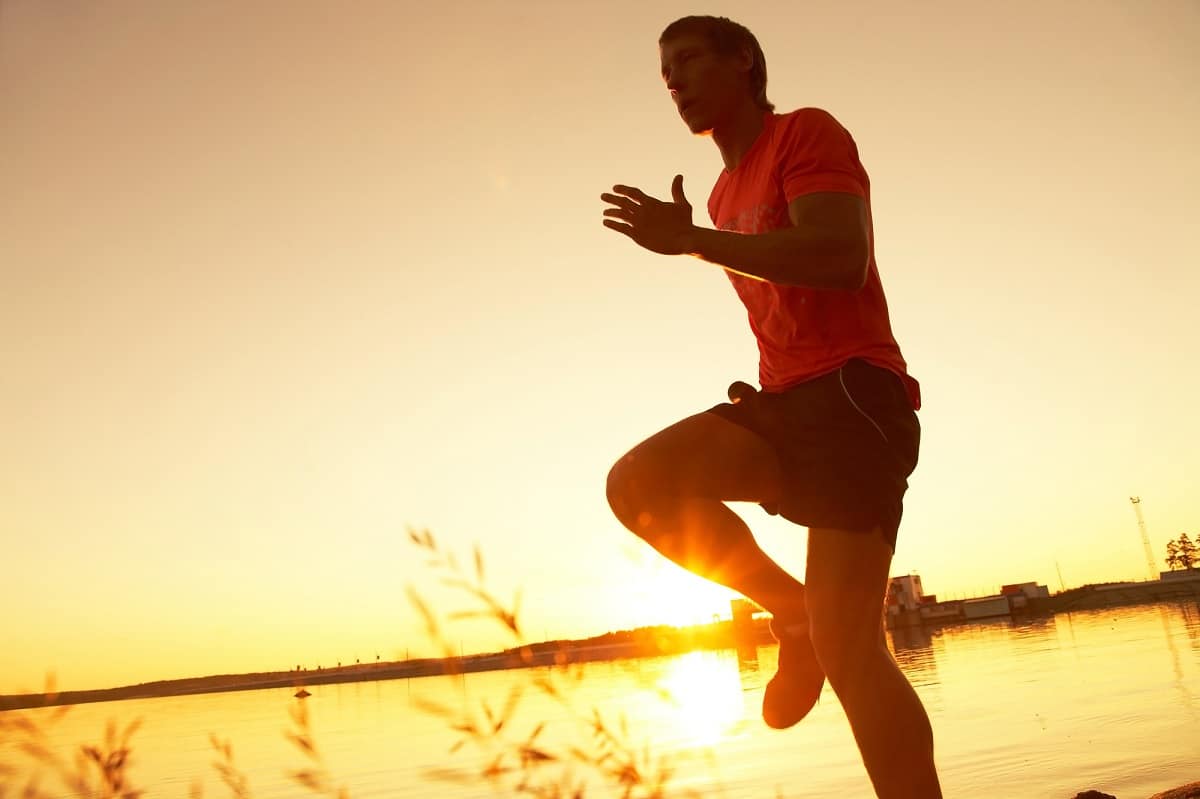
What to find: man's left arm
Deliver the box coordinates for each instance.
[601,177,870,291]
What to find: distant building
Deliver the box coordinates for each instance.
[730,598,759,627]
[961,595,1012,620]
[887,575,925,612]
[1161,569,1200,582]
[887,575,940,627]
[918,600,963,623]
[1000,581,1051,610]
[887,574,1051,627]
[729,598,763,659]
[1001,582,1050,599]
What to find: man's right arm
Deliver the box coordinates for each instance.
[685,191,870,290]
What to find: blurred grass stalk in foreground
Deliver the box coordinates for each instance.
[0,530,719,798]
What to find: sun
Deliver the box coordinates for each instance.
[634,562,736,629]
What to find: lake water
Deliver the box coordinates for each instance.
[3,601,1199,798]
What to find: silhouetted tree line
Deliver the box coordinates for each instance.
[1165,533,1197,570]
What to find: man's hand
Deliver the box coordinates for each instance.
[601,175,696,255]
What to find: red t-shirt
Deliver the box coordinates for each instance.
[707,108,921,409]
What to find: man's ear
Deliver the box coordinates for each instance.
[737,46,755,75]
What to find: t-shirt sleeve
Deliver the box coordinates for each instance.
[779,108,867,201]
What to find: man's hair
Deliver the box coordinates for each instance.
[659,15,774,112]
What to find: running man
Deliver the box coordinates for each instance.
[600,15,942,798]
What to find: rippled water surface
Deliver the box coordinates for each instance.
[4,601,1199,797]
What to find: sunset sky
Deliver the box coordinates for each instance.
[3,0,1198,693]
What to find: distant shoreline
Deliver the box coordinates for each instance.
[3,586,1197,713]
[0,622,748,712]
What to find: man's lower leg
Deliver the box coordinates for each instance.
[615,493,825,728]
[825,639,941,799]
[624,494,804,617]
[804,527,942,797]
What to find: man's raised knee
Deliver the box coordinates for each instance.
[606,455,673,539]
[607,456,648,531]
[605,457,635,527]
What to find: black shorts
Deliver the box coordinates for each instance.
[708,359,920,550]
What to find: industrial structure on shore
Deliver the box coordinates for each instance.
[884,567,1200,629]
[880,494,1198,628]
[884,574,1049,628]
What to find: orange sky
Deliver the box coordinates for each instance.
[3,0,1198,693]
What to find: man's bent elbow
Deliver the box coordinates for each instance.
[821,252,868,291]
[837,243,869,290]
[806,235,867,290]
[845,260,869,291]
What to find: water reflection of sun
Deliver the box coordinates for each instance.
[656,651,746,747]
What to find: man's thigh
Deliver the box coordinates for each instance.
[611,411,783,506]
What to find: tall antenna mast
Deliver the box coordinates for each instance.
[1129,496,1158,580]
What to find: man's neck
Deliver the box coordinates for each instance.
[712,102,768,171]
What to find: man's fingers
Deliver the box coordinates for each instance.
[600,193,639,212]
[602,207,634,222]
[602,219,635,237]
[671,174,689,206]
[611,184,652,203]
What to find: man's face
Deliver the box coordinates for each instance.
[659,33,748,135]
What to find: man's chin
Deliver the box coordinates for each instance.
[683,116,714,136]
